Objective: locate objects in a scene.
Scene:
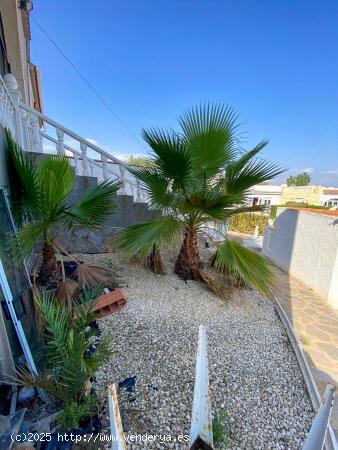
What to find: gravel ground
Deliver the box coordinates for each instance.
[80,252,313,450]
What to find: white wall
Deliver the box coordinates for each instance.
[247,184,282,206]
[263,207,338,309]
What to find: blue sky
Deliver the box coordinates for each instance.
[31,1,338,185]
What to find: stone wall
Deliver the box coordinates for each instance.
[263,207,338,309]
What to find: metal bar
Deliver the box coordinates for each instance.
[302,384,336,450]
[189,325,214,450]
[274,297,338,450]
[108,384,127,450]
[0,258,38,377]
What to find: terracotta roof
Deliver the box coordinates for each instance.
[323,189,338,195]
[285,207,338,216]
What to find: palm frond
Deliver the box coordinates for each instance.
[224,204,268,218]
[211,239,277,297]
[34,292,72,365]
[193,268,228,298]
[142,128,192,188]
[129,166,176,210]
[179,103,241,178]
[65,179,121,227]
[181,191,244,220]
[119,217,184,255]
[223,142,285,194]
[15,365,68,403]
[5,130,40,224]
[56,278,79,312]
[76,263,115,289]
[12,221,47,262]
[37,155,74,219]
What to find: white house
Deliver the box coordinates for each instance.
[319,188,338,208]
[246,182,283,207]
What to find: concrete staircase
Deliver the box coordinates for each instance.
[62,174,159,254]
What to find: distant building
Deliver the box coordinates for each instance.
[281,185,338,207]
[280,185,322,205]
[320,189,338,208]
[247,182,283,207]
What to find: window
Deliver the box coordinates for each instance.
[0,14,10,77]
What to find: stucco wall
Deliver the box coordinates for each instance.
[263,208,338,308]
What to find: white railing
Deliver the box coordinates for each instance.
[0,75,16,137]
[1,73,147,203]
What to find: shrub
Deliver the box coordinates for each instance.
[212,411,232,444]
[17,290,111,406]
[57,396,98,430]
[284,202,328,209]
[227,213,269,235]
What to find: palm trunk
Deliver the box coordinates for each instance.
[146,244,165,274]
[174,227,200,280]
[41,242,57,284]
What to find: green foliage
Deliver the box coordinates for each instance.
[211,239,277,297]
[300,336,311,347]
[286,171,311,186]
[6,132,120,268]
[270,205,277,219]
[119,217,183,256]
[212,411,232,445]
[283,202,328,209]
[120,103,285,296]
[17,290,111,405]
[227,213,269,235]
[126,155,153,166]
[56,396,98,430]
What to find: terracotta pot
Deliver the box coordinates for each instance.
[92,288,127,318]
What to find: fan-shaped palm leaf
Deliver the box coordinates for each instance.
[211,239,277,297]
[119,217,184,255]
[5,130,39,224]
[179,103,241,178]
[65,179,121,227]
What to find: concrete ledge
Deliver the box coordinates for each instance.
[273,296,338,450]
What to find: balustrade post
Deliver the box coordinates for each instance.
[3,74,24,147]
[89,160,96,177]
[74,155,81,175]
[30,112,42,153]
[80,142,90,176]
[20,109,30,151]
[119,164,126,194]
[136,179,142,202]
[56,128,65,155]
[101,154,108,180]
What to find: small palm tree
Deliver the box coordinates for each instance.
[6,131,121,283]
[119,104,285,296]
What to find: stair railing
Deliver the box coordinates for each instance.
[2,73,147,203]
[0,74,17,138]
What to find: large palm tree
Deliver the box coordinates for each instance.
[119,104,285,296]
[6,131,121,283]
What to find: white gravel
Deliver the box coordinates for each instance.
[80,252,313,450]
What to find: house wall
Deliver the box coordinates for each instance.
[263,207,338,309]
[280,185,323,205]
[246,183,282,206]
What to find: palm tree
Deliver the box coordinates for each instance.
[119,104,285,296]
[6,131,121,283]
